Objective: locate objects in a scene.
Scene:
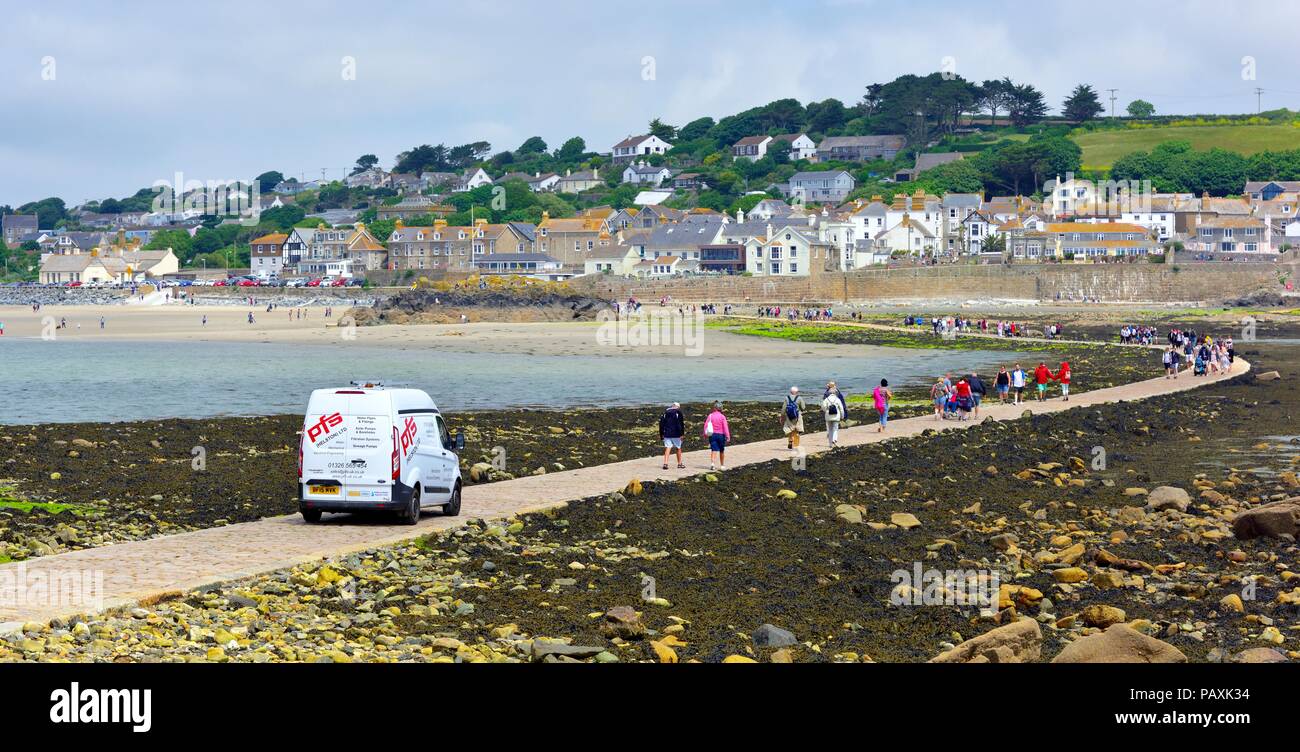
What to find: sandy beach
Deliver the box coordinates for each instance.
[0,303,900,358]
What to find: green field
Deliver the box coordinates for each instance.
[1073,124,1300,169]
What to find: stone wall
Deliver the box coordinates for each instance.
[570,262,1294,305]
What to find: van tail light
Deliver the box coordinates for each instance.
[391,426,400,480]
[297,430,304,480]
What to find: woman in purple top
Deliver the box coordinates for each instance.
[703,401,731,471]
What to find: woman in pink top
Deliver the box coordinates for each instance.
[703,401,731,471]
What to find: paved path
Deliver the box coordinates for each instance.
[0,347,1250,630]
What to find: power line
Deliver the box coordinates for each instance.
[1106,88,1118,117]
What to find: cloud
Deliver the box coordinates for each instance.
[0,0,1291,207]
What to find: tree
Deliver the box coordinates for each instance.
[554,136,587,162]
[677,117,715,142]
[1062,85,1104,123]
[517,136,548,154]
[351,155,379,175]
[979,78,1015,125]
[1127,99,1155,118]
[648,118,677,141]
[393,144,448,174]
[804,98,847,134]
[255,171,284,192]
[1006,84,1048,126]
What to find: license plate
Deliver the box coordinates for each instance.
[309,485,340,496]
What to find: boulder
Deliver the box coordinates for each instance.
[1257,370,1281,381]
[1145,486,1191,513]
[1231,498,1300,540]
[1230,647,1288,664]
[929,618,1042,664]
[752,623,797,648]
[1051,624,1187,663]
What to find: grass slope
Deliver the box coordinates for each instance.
[1073,124,1300,169]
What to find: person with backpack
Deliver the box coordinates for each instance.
[930,376,950,421]
[703,401,731,471]
[781,386,806,450]
[821,381,846,448]
[658,402,686,470]
[1054,361,1071,400]
[872,379,893,432]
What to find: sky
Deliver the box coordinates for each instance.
[0,0,1294,208]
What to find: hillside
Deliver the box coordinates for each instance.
[1074,123,1300,169]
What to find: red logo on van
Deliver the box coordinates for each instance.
[399,416,418,455]
[307,412,344,443]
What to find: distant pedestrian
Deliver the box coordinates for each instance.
[703,401,731,471]
[659,402,686,470]
[822,381,846,448]
[781,386,806,450]
[872,379,892,432]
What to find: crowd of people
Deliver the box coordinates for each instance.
[903,315,1062,339]
[1162,329,1235,379]
[1119,324,1159,345]
[659,377,896,472]
[755,306,835,321]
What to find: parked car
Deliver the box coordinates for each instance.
[298,383,464,524]
[305,278,323,287]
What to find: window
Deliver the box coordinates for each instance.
[770,262,780,274]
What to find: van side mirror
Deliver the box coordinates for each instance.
[454,431,465,451]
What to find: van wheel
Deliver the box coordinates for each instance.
[302,509,322,523]
[400,486,421,525]
[443,484,461,517]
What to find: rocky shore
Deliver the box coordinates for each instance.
[4,344,1295,663]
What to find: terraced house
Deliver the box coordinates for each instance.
[1187,216,1273,254]
[386,220,475,272]
[536,211,613,268]
[297,223,386,276]
[1008,222,1162,261]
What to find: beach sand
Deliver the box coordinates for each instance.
[0,304,853,359]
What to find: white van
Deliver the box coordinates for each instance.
[298,383,464,524]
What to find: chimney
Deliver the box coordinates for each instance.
[566,169,572,177]
[736,207,744,223]
[593,167,599,179]
[766,222,773,239]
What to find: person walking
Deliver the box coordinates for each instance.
[931,376,950,420]
[994,366,1010,404]
[658,402,686,470]
[1163,346,1179,379]
[872,379,893,432]
[1054,361,1071,401]
[968,371,987,418]
[1033,362,1052,402]
[703,401,731,471]
[782,386,806,451]
[1011,363,1027,405]
[821,381,846,448]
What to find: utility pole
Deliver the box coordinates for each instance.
[1107,89,1119,118]
[1255,87,1264,114]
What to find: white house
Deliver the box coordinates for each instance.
[774,133,817,161]
[454,167,494,192]
[744,225,831,277]
[611,134,673,163]
[622,162,672,186]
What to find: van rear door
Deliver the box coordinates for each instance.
[302,391,395,505]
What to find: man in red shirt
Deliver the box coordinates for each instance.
[1034,362,1053,402]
